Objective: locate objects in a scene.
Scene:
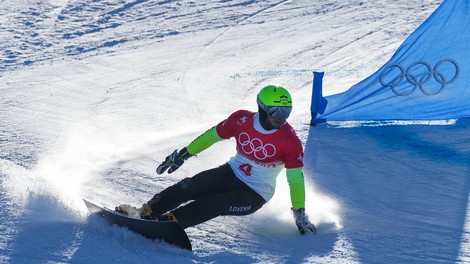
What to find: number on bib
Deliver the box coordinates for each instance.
[239,163,252,176]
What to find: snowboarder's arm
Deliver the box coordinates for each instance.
[156,127,223,174]
[186,126,223,155]
[286,167,306,209]
[287,168,316,234]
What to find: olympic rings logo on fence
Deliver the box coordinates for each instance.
[379,58,460,96]
[238,132,276,160]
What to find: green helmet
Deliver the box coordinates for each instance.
[257,85,292,107]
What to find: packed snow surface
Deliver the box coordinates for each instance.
[2,0,469,263]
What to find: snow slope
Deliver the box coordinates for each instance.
[2,0,469,263]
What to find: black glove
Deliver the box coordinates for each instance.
[156,148,192,174]
[292,208,317,235]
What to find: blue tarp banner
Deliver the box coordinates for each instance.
[314,0,470,122]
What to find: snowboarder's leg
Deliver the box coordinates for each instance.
[171,187,266,229]
[146,163,234,216]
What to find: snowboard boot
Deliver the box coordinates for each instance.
[142,212,178,223]
[115,203,152,219]
[115,204,141,218]
[156,212,178,223]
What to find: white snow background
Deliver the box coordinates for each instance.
[1,0,469,263]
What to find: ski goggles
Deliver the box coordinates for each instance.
[258,99,293,119]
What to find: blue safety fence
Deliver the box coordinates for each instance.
[311,0,470,124]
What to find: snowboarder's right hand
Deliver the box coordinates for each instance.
[292,208,317,235]
[156,147,192,174]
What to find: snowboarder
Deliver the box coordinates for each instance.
[116,85,316,235]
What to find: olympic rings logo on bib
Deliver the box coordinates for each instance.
[238,132,276,160]
[379,58,460,96]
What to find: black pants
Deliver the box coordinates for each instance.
[147,163,266,229]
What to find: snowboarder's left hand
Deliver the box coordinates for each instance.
[292,208,317,235]
[156,147,192,174]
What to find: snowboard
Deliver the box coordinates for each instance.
[83,199,192,251]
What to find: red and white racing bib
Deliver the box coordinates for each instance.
[216,110,304,201]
